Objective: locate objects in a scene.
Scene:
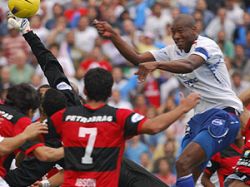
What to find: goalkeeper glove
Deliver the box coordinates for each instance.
[7,12,31,34]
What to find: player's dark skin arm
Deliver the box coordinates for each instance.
[108,34,154,66]
[93,21,205,76]
[157,55,204,73]
[141,93,200,134]
[201,172,216,187]
[93,20,155,66]
[135,55,204,81]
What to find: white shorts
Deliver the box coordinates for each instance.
[0,177,9,187]
[224,173,246,187]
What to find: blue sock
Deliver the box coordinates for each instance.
[176,174,195,187]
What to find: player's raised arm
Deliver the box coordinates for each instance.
[0,122,48,157]
[7,15,81,106]
[7,16,66,86]
[93,20,154,66]
[140,93,200,134]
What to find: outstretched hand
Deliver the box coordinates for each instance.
[93,19,115,38]
[23,122,48,140]
[135,62,159,82]
[180,92,201,112]
[7,12,31,34]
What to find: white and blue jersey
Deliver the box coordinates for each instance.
[151,35,243,164]
[151,35,243,114]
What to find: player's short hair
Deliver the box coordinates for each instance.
[42,88,67,116]
[37,84,50,98]
[5,83,40,114]
[84,68,113,102]
[38,84,50,90]
[37,84,50,115]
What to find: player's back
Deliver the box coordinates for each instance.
[57,104,135,187]
[0,104,31,177]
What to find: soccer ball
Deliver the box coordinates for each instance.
[8,0,40,18]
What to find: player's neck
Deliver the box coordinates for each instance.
[85,100,106,109]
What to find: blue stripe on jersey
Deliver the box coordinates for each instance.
[195,47,209,59]
[206,60,222,84]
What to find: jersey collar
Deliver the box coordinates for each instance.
[84,103,106,110]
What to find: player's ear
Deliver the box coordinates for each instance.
[84,88,87,96]
[108,90,112,98]
[27,109,35,118]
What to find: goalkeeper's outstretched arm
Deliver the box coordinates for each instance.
[8,16,81,106]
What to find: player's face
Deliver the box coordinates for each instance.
[171,24,195,52]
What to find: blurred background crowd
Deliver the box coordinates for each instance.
[0,0,250,185]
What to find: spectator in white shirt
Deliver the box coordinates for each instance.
[75,16,98,53]
[112,67,128,91]
[231,71,250,95]
[144,2,172,41]
[205,7,235,40]
[30,15,49,43]
[108,89,133,110]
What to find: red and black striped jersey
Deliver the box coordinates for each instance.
[204,143,242,187]
[51,103,147,187]
[0,104,31,177]
[234,118,250,175]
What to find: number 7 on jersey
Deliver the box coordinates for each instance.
[78,127,97,164]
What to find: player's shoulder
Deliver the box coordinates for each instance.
[115,106,134,114]
[0,104,27,124]
[160,44,176,52]
[64,104,118,116]
[151,44,177,58]
[195,35,218,47]
[51,108,67,119]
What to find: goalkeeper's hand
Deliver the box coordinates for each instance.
[7,12,31,34]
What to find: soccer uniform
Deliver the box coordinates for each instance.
[204,144,242,187]
[0,136,9,187]
[119,158,169,187]
[51,104,147,187]
[225,118,250,185]
[5,31,75,187]
[5,31,169,187]
[151,35,243,165]
[0,105,31,177]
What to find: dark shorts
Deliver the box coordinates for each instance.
[119,158,169,187]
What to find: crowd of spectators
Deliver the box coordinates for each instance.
[0,0,250,186]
